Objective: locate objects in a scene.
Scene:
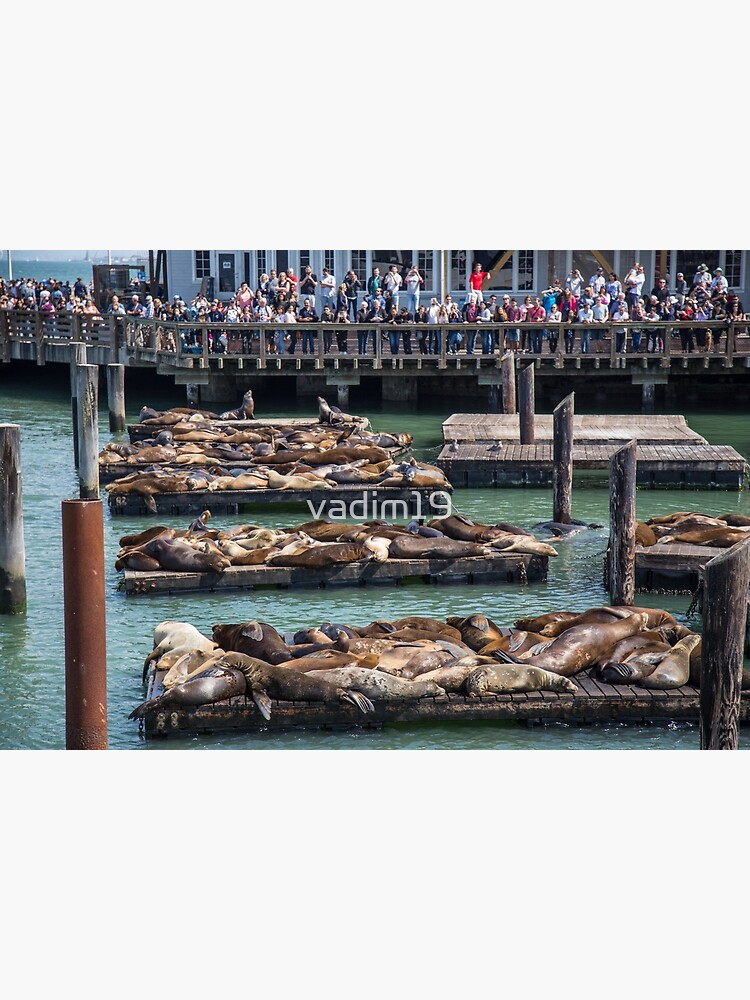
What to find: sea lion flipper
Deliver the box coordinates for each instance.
[342,690,375,714]
[491,649,522,665]
[242,621,265,641]
[252,688,273,721]
[526,641,554,657]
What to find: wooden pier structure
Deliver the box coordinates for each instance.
[121,550,547,595]
[107,483,452,517]
[139,665,750,738]
[438,414,748,488]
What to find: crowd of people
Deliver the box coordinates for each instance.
[2,261,745,357]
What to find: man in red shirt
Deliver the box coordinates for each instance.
[469,261,489,301]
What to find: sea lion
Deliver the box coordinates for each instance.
[266,542,371,569]
[466,663,577,696]
[427,514,524,543]
[318,396,357,425]
[635,522,658,546]
[274,652,379,672]
[532,520,591,538]
[662,526,750,547]
[292,520,349,541]
[144,537,230,574]
[539,606,677,638]
[211,621,292,664]
[115,551,162,572]
[597,634,673,684]
[641,634,702,689]
[162,649,228,688]
[129,667,246,720]
[413,659,483,693]
[447,614,506,652]
[486,535,558,558]
[720,514,750,528]
[387,536,489,560]
[218,653,374,718]
[219,390,255,421]
[143,621,219,679]
[266,469,333,491]
[513,611,580,633]
[304,666,445,701]
[499,613,650,676]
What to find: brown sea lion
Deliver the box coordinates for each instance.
[143,537,230,573]
[635,522,658,546]
[292,520,349,541]
[662,526,750,547]
[427,514,529,543]
[303,665,445,700]
[641,634,702,689]
[447,614,506,652]
[597,634,673,684]
[414,659,483,693]
[219,653,374,718]
[274,652,379,672]
[466,663,577,696]
[129,666,246,720]
[387,536,488,560]
[720,514,750,528]
[266,542,371,568]
[211,622,291,664]
[115,551,163,572]
[500,613,650,676]
[540,606,677,638]
[219,390,255,420]
[513,611,579,632]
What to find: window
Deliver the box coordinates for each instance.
[194,251,210,279]
[517,250,534,291]
[572,251,614,286]
[299,250,311,271]
[256,250,267,278]
[724,250,742,289]
[373,250,412,277]
[351,250,367,279]
[675,251,719,285]
[324,250,335,272]
[275,250,289,275]
[450,250,466,290]
[418,250,434,289]
[472,251,512,292]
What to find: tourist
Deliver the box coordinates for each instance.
[630,297,646,352]
[462,292,480,353]
[414,304,429,354]
[589,266,606,294]
[605,271,622,302]
[577,298,594,353]
[427,297,442,356]
[676,299,695,352]
[592,294,609,353]
[447,303,463,354]
[710,268,728,295]
[335,308,350,355]
[383,264,402,308]
[469,260,489,302]
[344,269,361,321]
[675,272,688,307]
[527,296,546,354]
[505,297,522,353]
[298,297,318,354]
[366,266,382,299]
[335,282,349,318]
[624,262,645,311]
[404,263,424,316]
[320,305,335,354]
[565,268,584,297]
[560,287,578,354]
[320,266,336,314]
[611,294,629,353]
[546,301,562,354]
[299,265,317,307]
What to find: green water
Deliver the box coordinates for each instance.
[1,367,749,750]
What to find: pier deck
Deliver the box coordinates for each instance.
[634,542,724,594]
[122,551,547,595]
[442,414,707,445]
[437,442,748,488]
[107,483,452,516]
[139,667,750,738]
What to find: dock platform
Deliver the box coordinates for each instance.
[126,416,371,442]
[437,443,748,489]
[107,484,453,516]
[139,667,750,738]
[442,414,707,445]
[121,551,547,595]
[634,542,724,594]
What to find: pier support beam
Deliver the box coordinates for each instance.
[700,538,750,750]
[488,384,500,413]
[62,499,107,750]
[552,393,574,524]
[518,363,535,445]
[607,440,636,606]
[0,424,27,614]
[641,381,655,414]
[76,365,99,500]
[186,382,201,407]
[337,384,349,408]
[107,364,126,432]
[70,343,87,469]
[501,352,516,414]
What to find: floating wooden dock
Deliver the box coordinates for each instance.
[634,542,724,594]
[107,484,452,516]
[438,443,748,489]
[443,414,707,445]
[126,416,370,442]
[138,666,750,738]
[121,551,547,595]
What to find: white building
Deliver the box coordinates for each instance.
[165,249,749,307]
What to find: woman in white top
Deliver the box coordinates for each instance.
[566,269,583,297]
[404,264,424,316]
[546,305,562,354]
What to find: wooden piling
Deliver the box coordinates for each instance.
[106,364,126,432]
[488,384,500,413]
[518,363,535,445]
[62,499,107,749]
[642,381,655,414]
[76,364,99,499]
[607,440,636,606]
[552,393,574,524]
[337,383,349,408]
[70,342,87,469]
[700,537,750,750]
[186,383,200,407]
[501,352,516,414]
[0,424,27,614]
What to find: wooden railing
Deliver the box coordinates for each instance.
[2,308,749,372]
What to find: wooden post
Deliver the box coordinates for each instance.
[501,352,516,414]
[439,325,447,370]
[1,310,10,363]
[552,393,574,524]
[62,499,107,749]
[107,364,126,432]
[375,321,382,369]
[641,381,655,414]
[725,320,735,368]
[488,384,500,413]
[259,322,267,369]
[337,384,349,408]
[607,440,637,606]
[661,321,671,369]
[700,538,750,750]
[186,383,200,407]
[76,364,99,500]
[35,311,45,366]
[0,424,26,614]
[70,343,88,469]
[518,363,535,444]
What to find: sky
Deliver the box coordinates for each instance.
[2,250,146,260]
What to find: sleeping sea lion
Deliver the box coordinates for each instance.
[303,665,445,700]
[219,653,374,718]
[387,535,489,560]
[129,667,246,720]
[662,526,750,547]
[641,634,702,689]
[466,663,577,696]
[211,621,291,664]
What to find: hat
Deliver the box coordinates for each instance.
[715,268,723,274]
[596,266,604,271]
[699,263,708,271]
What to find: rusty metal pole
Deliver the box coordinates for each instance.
[0,424,27,614]
[62,499,107,750]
